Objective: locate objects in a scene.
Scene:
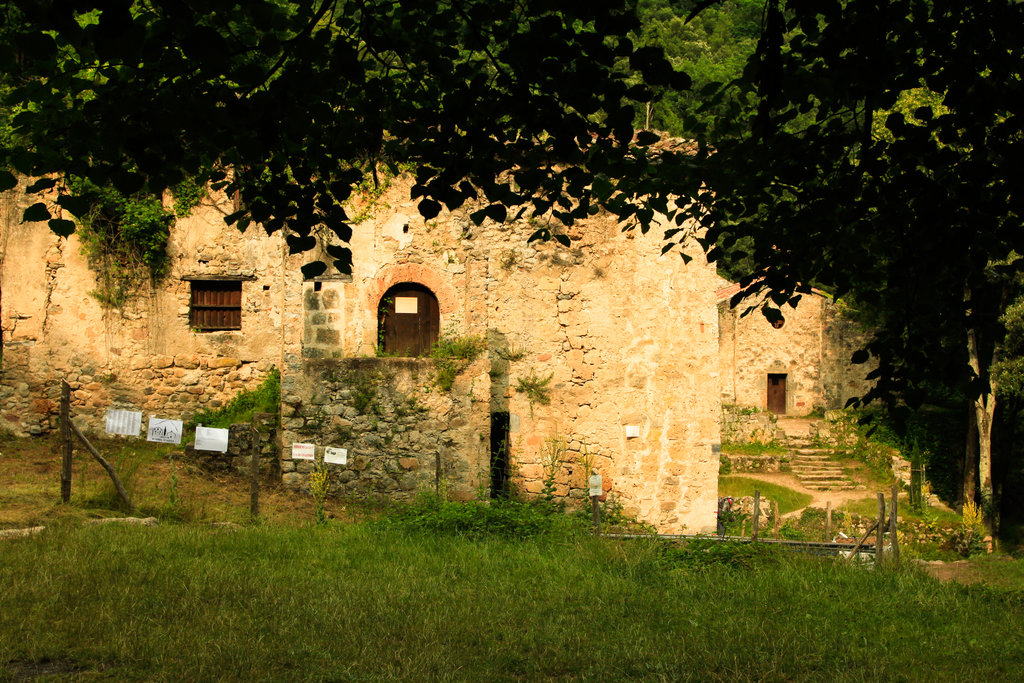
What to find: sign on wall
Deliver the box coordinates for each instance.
[105,410,142,437]
[324,447,348,465]
[195,426,229,453]
[292,443,315,460]
[147,418,183,444]
[394,296,419,314]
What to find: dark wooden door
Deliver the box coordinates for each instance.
[379,284,440,356]
[767,374,787,414]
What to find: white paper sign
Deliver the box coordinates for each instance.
[195,425,230,453]
[106,410,142,436]
[292,442,315,460]
[324,447,348,465]
[147,417,183,444]
[589,474,603,497]
[625,425,641,438]
[395,296,418,314]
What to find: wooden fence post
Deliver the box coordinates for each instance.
[825,500,832,541]
[60,380,72,503]
[773,500,780,539]
[876,492,886,563]
[752,490,760,541]
[591,494,600,535]
[890,482,900,563]
[249,423,261,521]
[69,420,134,512]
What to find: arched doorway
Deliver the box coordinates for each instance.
[377,283,440,356]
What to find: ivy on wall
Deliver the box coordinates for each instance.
[69,176,205,310]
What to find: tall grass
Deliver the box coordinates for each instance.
[2,524,1023,680]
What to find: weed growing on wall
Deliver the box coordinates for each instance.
[69,175,205,310]
[515,371,553,414]
[188,368,280,428]
[430,333,485,391]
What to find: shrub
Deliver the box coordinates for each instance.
[188,367,280,428]
[378,493,584,539]
[430,334,485,391]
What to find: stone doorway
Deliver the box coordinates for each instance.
[767,373,787,414]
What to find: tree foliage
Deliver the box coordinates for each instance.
[691,0,1024,411]
[0,0,698,277]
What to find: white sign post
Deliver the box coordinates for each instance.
[589,473,603,535]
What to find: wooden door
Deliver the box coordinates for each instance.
[379,284,440,357]
[767,373,787,414]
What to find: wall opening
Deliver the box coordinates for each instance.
[767,373,787,414]
[490,411,511,498]
[377,282,440,356]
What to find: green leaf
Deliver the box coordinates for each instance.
[286,234,317,254]
[0,171,16,192]
[56,194,91,218]
[22,203,51,222]
[26,177,57,193]
[48,218,76,237]
[301,261,328,279]
[418,199,442,219]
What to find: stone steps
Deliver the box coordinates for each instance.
[779,419,859,490]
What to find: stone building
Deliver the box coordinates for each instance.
[716,281,872,416]
[0,174,868,533]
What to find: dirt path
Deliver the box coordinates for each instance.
[725,470,874,518]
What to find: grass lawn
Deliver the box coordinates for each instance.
[3,524,1024,681]
[718,475,813,515]
[840,495,962,524]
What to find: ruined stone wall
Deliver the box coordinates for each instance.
[718,289,873,416]
[278,358,490,500]
[283,177,721,533]
[0,182,287,435]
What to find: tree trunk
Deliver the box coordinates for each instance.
[963,400,978,509]
[968,323,998,534]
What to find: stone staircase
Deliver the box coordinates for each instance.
[779,419,859,491]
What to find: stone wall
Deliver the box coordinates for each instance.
[1,181,287,435]
[278,358,490,501]
[3,173,724,534]
[280,176,722,533]
[185,412,280,478]
[721,405,782,444]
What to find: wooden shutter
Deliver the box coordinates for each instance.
[191,281,242,331]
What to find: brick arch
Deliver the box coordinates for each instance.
[366,263,457,315]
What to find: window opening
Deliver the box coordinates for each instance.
[191,280,242,331]
[490,412,511,498]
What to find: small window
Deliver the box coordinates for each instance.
[191,280,242,331]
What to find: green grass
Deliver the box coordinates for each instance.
[2,524,1024,680]
[841,495,962,524]
[720,441,788,456]
[718,476,813,514]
